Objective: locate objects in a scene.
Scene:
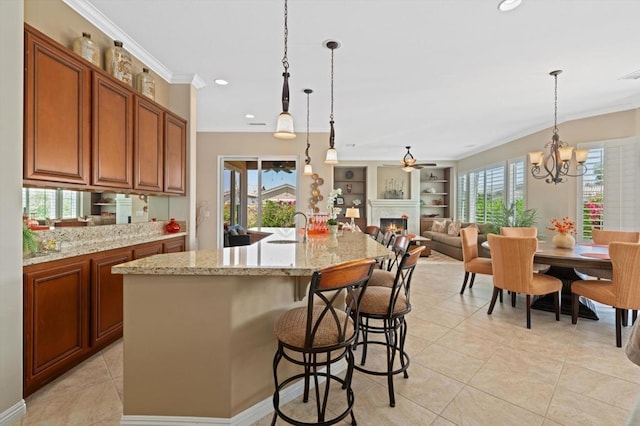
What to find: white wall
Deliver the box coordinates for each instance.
[0,0,26,423]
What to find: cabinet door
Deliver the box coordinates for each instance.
[24,27,91,185]
[133,241,163,259]
[92,73,133,189]
[90,250,132,348]
[164,112,187,195]
[163,237,186,253]
[24,259,90,396]
[134,97,163,192]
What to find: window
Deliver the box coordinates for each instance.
[578,137,639,240]
[22,188,81,220]
[458,158,525,223]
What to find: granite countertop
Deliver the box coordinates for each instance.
[23,222,187,267]
[113,228,392,276]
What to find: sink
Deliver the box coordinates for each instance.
[267,239,301,244]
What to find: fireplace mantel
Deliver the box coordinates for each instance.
[368,199,420,235]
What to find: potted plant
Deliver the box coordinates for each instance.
[23,226,38,256]
[326,188,342,233]
[490,201,538,233]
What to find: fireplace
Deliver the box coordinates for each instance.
[380,218,408,234]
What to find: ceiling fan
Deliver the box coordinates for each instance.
[263,161,294,173]
[383,146,436,172]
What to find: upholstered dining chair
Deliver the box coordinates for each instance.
[271,258,376,425]
[500,227,550,275]
[575,229,640,280]
[571,242,640,347]
[459,226,493,294]
[487,234,562,329]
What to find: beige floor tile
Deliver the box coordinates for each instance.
[21,381,122,426]
[406,318,452,342]
[348,383,438,425]
[413,343,486,383]
[468,346,562,415]
[435,328,501,361]
[565,338,640,384]
[391,362,465,414]
[101,338,123,379]
[546,389,630,426]
[504,329,574,362]
[441,386,543,425]
[454,315,518,345]
[412,306,468,328]
[431,416,456,426]
[556,364,640,410]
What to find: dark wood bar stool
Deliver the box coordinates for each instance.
[352,246,424,407]
[271,258,376,425]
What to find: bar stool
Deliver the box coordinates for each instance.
[352,246,424,407]
[369,235,410,288]
[271,258,376,425]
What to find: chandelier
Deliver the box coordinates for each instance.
[528,70,588,184]
[273,0,296,139]
[324,40,340,164]
[303,88,313,175]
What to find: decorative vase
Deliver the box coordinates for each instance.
[328,224,338,234]
[72,32,100,67]
[136,67,155,100]
[105,40,133,86]
[165,218,181,234]
[552,232,575,249]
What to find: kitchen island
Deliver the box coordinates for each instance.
[112,228,391,424]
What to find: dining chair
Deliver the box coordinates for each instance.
[352,246,424,407]
[459,226,493,294]
[575,229,640,284]
[500,227,550,274]
[571,242,640,347]
[271,258,376,425]
[487,234,562,329]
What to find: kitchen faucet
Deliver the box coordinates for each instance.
[292,211,308,243]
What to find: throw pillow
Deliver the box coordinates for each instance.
[431,219,447,233]
[447,221,462,236]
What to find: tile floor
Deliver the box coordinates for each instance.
[13,258,640,426]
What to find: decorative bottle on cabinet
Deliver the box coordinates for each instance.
[165,218,181,234]
[136,68,155,100]
[105,40,132,86]
[72,32,100,67]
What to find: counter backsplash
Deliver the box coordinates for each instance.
[32,221,187,250]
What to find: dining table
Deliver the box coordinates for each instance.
[482,240,612,320]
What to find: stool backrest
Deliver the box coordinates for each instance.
[306,258,376,349]
[386,246,424,317]
[364,226,381,240]
[386,235,410,272]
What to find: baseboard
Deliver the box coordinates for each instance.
[121,361,346,426]
[0,400,26,426]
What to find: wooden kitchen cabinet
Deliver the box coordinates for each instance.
[24,25,91,185]
[133,241,164,259]
[134,97,164,192]
[90,249,132,349]
[92,73,134,189]
[164,112,187,195]
[23,258,90,396]
[163,236,186,253]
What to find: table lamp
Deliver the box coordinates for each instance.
[345,208,360,229]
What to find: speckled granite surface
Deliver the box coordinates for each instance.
[113,228,391,276]
[23,221,187,266]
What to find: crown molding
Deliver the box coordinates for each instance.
[172,73,208,89]
[62,0,173,83]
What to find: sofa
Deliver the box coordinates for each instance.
[223,224,251,247]
[422,219,492,261]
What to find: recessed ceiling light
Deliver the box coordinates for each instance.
[498,0,522,12]
[245,114,255,119]
[214,79,229,85]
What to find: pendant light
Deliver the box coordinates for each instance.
[324,40,340,164]
[303,89,313,175]
[273,0,296,139]
[528,70,588,184]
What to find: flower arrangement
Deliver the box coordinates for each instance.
[326,188,343,225]
[547,217,576,235]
